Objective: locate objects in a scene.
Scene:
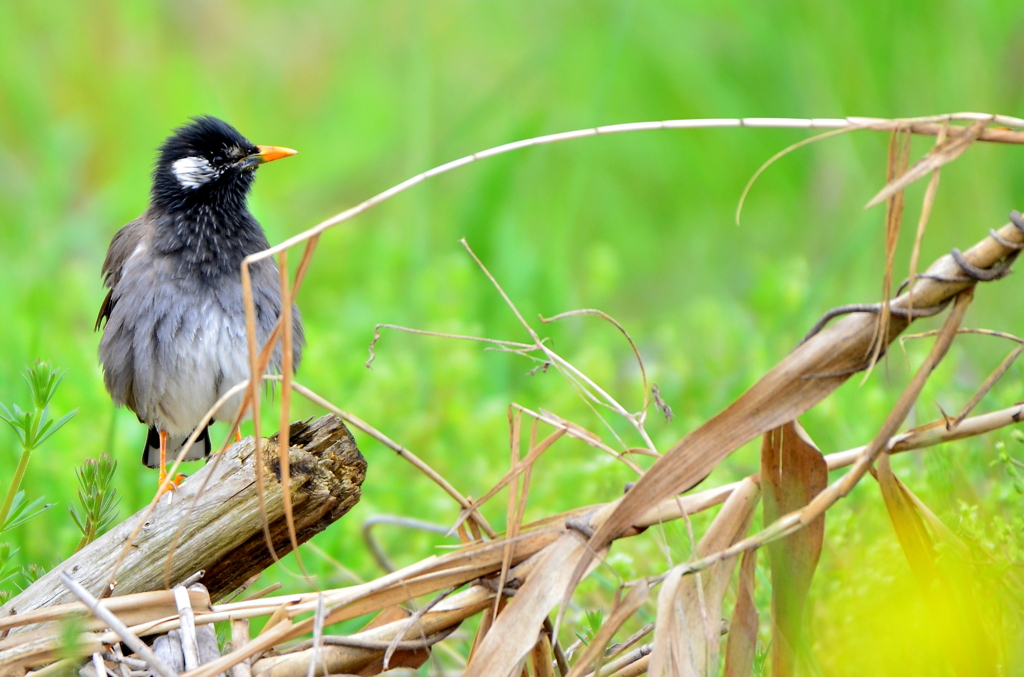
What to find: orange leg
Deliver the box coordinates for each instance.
[235,427,242,443]
[157,430,173,495]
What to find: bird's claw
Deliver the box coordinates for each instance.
[156,471,188,497]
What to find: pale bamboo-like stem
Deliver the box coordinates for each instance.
[241,114,1024,266]
[234,113,1024,500]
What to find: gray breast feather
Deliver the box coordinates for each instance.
[99,245,304,438]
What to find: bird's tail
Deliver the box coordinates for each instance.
[142,425,211,468]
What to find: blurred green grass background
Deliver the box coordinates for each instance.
[1,1,1024,672]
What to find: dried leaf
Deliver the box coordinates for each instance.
[649,479,759,677]
[865,118,991,208]
[463,532,607,677]
[561,224,1011,634]
[531,631,556,677]
[649,565,691,676]
[866,129,911,375]
[761,421,826,677]
[906,122,948,303]
[875,453,937,586]
[722,549,758,677]
[875,455,998,676]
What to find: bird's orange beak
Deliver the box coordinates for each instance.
[239,145,298,169]
[255,145,298,163]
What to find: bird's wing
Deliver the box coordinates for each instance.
[95,215,153,331]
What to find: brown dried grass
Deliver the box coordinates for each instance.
[6,113,1024,677]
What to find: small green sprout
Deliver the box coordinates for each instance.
[69,453,120,552]
[0,361,77,531]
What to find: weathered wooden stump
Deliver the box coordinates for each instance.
[0,414,365,621]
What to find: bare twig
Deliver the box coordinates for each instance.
[540,308,651,419]
[60,572,177,677]
[289,381,497,538]
[173,586,199,670]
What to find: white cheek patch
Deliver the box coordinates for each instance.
[171,156,216,189]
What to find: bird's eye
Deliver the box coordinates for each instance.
[212,155,224,164]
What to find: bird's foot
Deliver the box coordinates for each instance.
[156,470,188,497]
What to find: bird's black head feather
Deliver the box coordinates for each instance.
[151,116,261,214]
[148,116,271,279]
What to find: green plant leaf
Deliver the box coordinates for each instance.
[0,492,54,532]
[0,402,30,447]
[0,542,18,587]
[33,409,76,449]
[19,563,45,586]
[24,361,65,409]
[68,504,86,533]
[70,453,120,550]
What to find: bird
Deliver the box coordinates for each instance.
[95,116,304,493]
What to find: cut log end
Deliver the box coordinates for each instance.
[204,415,368,600]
